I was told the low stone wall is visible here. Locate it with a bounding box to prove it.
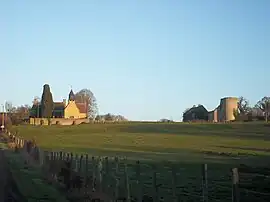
[29,118,89,126]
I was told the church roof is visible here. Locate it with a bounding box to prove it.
[75,103,87,113]
[69,90,75,101]
[54,102,65,110]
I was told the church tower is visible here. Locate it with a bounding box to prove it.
[68,89,75,103]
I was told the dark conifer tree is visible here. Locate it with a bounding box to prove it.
[40,84,54,118]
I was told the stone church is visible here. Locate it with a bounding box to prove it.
[30,89,87,119]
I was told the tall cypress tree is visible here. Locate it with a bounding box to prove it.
[40,84,54,118]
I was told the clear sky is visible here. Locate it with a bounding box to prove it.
[0,0,269,121]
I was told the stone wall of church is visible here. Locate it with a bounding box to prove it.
[29,118,89,125]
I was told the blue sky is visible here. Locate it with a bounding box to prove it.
[0,0,269,121]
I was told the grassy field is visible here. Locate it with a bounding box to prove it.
[11,122,270,201]
[12,122,270,162]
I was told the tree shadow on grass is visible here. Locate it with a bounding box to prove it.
[217,145,270,153]
[117,124,270,141]
[44,145,270,167]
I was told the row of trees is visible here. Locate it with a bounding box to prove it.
[234,96,270,122]
[4,103,31,125]
[95,113,128,122]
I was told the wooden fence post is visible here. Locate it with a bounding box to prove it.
[92,156,96,191]
[84,154,89,194]
[49,152,53,176]
[70,153,74,168]
[136,160,142,202]
[53,152,57,176]
[70,153,74,187]
[20,139,24,148]
[75,154,79,172]
[55,152,58,161]
[63,152,66,161]
[85,154,88,177]
[202,164,208,202]
[104,157,109,194]
[124,160,131,202]
[114,157,119,200]
[60,151,63,161]
[14,137,17,146]
[232,168,240,202]
[79,155,83,173]
[50,152,53,161]
[171,164,177,202]
[98,158,103,192]
[152,165,158,202]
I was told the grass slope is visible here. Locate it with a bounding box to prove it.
[11,122,270,162]
[10,122,270,201]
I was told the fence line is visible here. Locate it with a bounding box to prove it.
[4,130,270,202]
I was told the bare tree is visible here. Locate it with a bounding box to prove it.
[5,101,16,113]
[31,96,40,118]
[10,105,31,125]
[251,106,263,117]
[33,96,40,105]
[75,89,98,120]
[256,96,270,122]
[238,97,250,114]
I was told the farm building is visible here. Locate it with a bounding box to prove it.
[208,97,238,122]
[183,97,238,123]
[183,105,208,122]
[30,89,87,119]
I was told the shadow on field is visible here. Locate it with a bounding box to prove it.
[46,146,202,161]
[47,145,270,167]
[117,123,270,141]
[217,146,270,153]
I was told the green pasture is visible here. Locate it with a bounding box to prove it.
[9,122,270,201]
[12,122,270,163]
